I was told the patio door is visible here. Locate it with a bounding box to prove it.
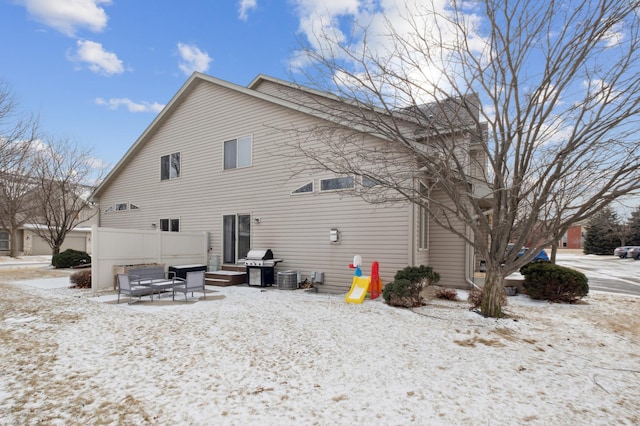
[223,214,251,264]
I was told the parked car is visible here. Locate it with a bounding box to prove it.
[627,247,640,260]
[507,244,549,262]
[614,246,632,258]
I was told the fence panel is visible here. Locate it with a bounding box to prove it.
[91,225,208,293]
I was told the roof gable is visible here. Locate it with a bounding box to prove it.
[91,72,335,200]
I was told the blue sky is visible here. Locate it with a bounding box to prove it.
[0,0,338,167]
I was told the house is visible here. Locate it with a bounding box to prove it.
[0,224,93,256]
[560,222,585,249]
[0,181,96,257]
[90,72,485,293]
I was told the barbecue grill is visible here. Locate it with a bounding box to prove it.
[244,249,283,287]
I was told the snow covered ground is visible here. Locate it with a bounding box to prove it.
[0,259,639,425]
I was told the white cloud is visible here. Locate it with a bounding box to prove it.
[70,40,124,75]
[603,26,624,48]
[238,0,257,21]
[177,42,212,76]
[289,0,483,104]
[17,0,111,37]
[95,97,164,113]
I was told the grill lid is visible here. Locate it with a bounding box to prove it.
[246,248,274,260]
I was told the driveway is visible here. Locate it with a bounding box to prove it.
[555,252,640,296]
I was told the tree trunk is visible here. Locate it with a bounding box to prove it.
[481,264,505,318]
[550,240,559,264]
[9,226,19,258]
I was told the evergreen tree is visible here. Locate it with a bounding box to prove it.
[627,206,640,245]
[584,207,622,254]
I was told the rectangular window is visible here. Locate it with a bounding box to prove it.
[320,176,355,191]
[418,182,429,250]
[161,152,180,180]
[0,231,9,250]
[116,203,128,211]
[160,218,180,232]
[224,135,252,169]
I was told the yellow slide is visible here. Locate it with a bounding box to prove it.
[345,276,371,304]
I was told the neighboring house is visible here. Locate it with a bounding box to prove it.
[90,72,487,293]
[560,222,586,249]
[0,224,94,256]
[0,185,97,257]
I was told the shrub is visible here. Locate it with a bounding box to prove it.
[70,269,91,289]
[435,287,459,301]
[52,249,91,269]
[382,265,440,308]
[467,286,507,310]
[520,261,588,303]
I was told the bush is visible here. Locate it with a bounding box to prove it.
[70,269,91,289]
[52,249,91,269]
[382,265,440,308]
[435,287,458,301]
[520,261,588,303]
[467,286,507,310]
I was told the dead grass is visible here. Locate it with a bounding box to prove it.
[0,267,72,282]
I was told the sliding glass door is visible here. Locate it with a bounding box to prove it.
[223,214,251,264]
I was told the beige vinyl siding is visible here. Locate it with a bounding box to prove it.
[98,79,413,293]
[427,191,470,288]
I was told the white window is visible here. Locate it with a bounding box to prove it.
[320,176,355,191]
[292,181,313,194]
[129,203,140,210]
[224,135,252,169]
[104,205,114,213]
[362,176,380,188]
[161,152,180,180]
[0,231,9,250]
[160,218,180,232]
[116,203,128,211]
[418,182,429,250]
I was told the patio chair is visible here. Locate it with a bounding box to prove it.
[117,273,154,304]
[172,270,206,301]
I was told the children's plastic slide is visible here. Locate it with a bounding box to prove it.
[345,276,371,304]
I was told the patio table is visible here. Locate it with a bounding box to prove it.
[134,278,177,300]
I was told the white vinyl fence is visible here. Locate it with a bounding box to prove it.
[91,225,209,293]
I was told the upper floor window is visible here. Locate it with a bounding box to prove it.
[292,182,313,194]
[224,135,252,170]
[161,152,180,180]
[320,176,355,191]
[362,176,380,188]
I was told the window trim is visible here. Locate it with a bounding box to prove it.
[0,230,9,250]
[291,181,314,195]
[159,218,180,232]
[160,152,181,181]
[320,176,355,192]
[223,135,253,170]
[418,182,429,250]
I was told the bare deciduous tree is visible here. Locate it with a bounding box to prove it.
[31,137,103,256]
[0,80,39,257]
[286,0,640,317]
